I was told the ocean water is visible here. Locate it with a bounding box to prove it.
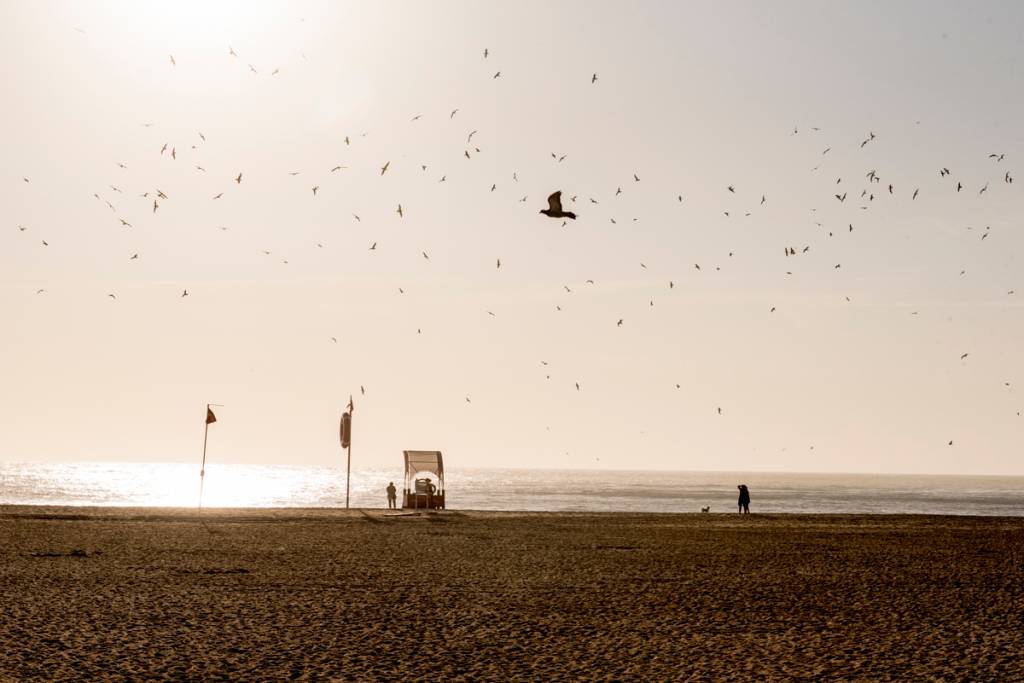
[0,462,1021,515]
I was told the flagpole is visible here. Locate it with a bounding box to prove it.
[199,403,222,511]
[199,413,210,510]
[346,395,353,509]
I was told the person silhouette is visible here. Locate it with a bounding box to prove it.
[737,484,750,514]
[386,482,397,509]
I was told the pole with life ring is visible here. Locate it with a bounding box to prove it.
[340,396,353,508]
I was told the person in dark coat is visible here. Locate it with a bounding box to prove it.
[386,482,397,509]
[737,484,750,514]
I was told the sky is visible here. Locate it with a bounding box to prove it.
[2,0,1023,475]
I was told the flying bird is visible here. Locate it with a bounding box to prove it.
[169,54,176,66]
[591,73,597,83]
[397,204,403,217]
[312,186,319,196]
[181,289,188,297]
[540,191,577,220]
[369,242,376,250]
[235,173,242,184]
[380,161,390,175]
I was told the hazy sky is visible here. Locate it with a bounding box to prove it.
[3,1,1023,474]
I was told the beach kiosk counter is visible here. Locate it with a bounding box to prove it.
[403,450,445,510]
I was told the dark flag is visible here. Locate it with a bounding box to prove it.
[206,407,217,424]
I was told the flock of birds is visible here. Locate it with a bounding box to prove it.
[12,39,1022,458]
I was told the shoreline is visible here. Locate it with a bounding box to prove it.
[3,505,1023,520]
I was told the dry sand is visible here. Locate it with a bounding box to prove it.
[1,508,1022,681]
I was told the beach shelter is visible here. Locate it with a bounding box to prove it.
[403,450,445,509]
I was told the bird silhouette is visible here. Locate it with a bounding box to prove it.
[235,173,242,184]
[397,204,403,217]
[540,191,576,219]
[181,290,188,297]
[380,161,390,175]
[591,73,597,83]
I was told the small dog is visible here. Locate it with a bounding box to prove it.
[700,506,710,513]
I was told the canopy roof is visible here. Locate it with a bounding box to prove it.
[404,450,444,480]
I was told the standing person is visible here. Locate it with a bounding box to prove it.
[386,481,397,509]
[737,484,750,514]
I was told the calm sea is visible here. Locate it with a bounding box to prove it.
[0,463,1021,515]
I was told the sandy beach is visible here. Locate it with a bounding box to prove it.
[1,508,1021,681]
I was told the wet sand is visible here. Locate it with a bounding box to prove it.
[1,508,1021,681]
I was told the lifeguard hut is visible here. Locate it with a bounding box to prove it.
[402,450,445,510]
